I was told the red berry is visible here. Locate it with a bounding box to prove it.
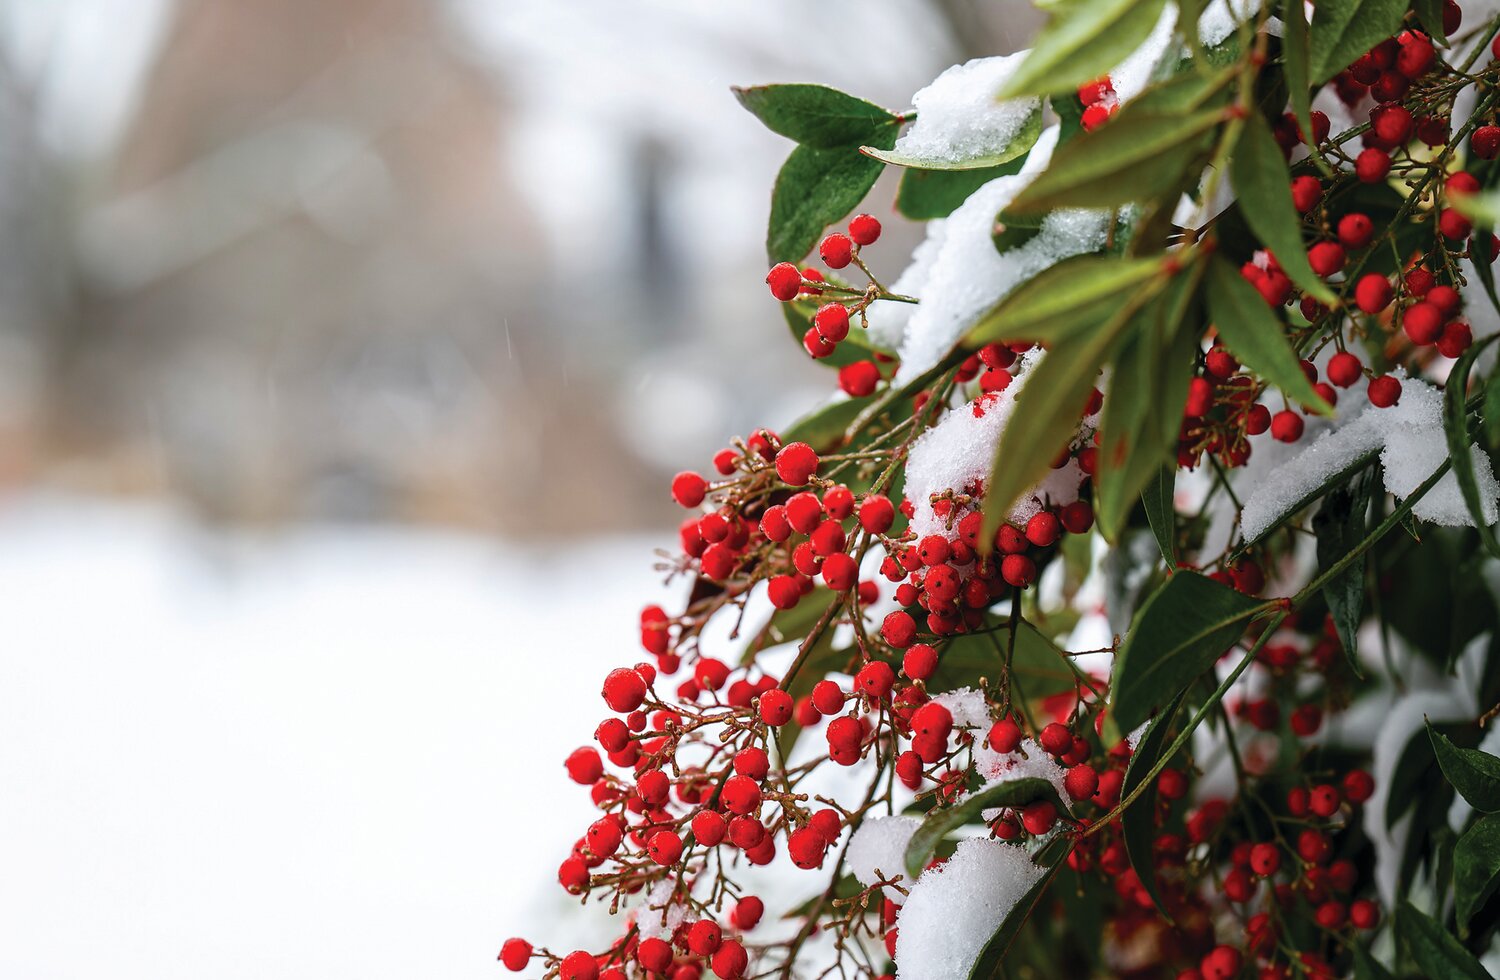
[1371,104,1413,143]
[775,442,819,486]
[1249,842,1281,877]
[1040,722,1072,756]
[1403,300,1443,344]
[1270,410,1304,443]
[854,660,896,700]
[1025,511,1061,547]
[721,774,762,815]
[1064,764,1099,801]
[1309,783,1341,817]
[1354,147,1391,182]
[1440,207,1473,240]
[1354,273,1393,313]
[766,262,801,301]
[1201,946,1242,980]
[814,303,850,342]
[560,951,598,980]
[693,809,727,846]
[1186,376,1214,416]
[839,360,880,397]
[648,829,684,865]
[811,680,845,715]
[989,718,1023,753]
[1081,103,1112,131]
[1060,501,1094,534]
[859,494,895,534]
[903,643,938,680]
[602,668,648,713]
[733,896,764,931]
[1307,241,1345,277]
[881,611,917,649]
[767,574,801,610]
[849,213,882,246]
[1343,768,1375,802]
[1397,33,1435,78]
[787,825,828,869]
[500,939,532,971]
[803,327,836,359]
[1327,351,1363,388]
[1001,553,1036,587]
[1020,799,1058,835]
[1351,899,1380,929]
[711,940,748,980]
[1337,212,1375,249]
[819,233,853,269]
[1475,125,1500,159]
[1246,403,1271,435]
[1291,175,1323,213]
[1368,374,1402,407]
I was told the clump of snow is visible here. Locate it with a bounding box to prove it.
[893,54,1041,165]
[865,230,947,349]
[931,687,992,731]
[902,352,1088,542]
[846,815,922,901]
[892,177,1109,383]
[894,837,1044,980]
[972,736,1070,807]
[1238,377,1500,542]
[634,878,697,939]
[1110,6,1180,103]
[1198,0,1262,48]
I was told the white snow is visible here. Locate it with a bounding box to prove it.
[846,815,923,899]
[893,176,1109,383]
[894,837,1043,980]
[892,54,1041,165]
[902,351,1088,542]
[865,229,946,349]
[930,686,992,730]
[972,737,1071,807]
[634,879,698,940]
[1109,6,1180,104]
[1197,0,1262,48]
[1238,377,1500,542]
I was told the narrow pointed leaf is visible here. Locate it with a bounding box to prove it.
[1456,813,1500,936]
[1121,693,1187,918]
[1206,256,1332,413]
[1281,0,1329,173]
[1430,723,1500,812]
[1310,0,1415,83]
[1396,900,1494,979]
[1228,112,1337,303]
[965,255,1167,348]
[1143,465,1177,568]
[1312,470,1373,674]
[897,159,1026,219]
[768,142,888,262]
[1109,570,1266,733]
[1444,336,1500,558]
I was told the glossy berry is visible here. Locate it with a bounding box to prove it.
[1270,410,1304,443]
[814,303,850,342]
[903,643,938,680]
[839,360,880,397]
[602,668,648,712]
[711,940,748,980]
[1337,212,1374,248]
[881,611,917,649]
[1368,374,1401,407]
[671,471,707,508]
[766,262,801,301]
[775,442,819,486]
[559,951,598,980]
[500,939,532,971]
[1249,842,1281,877]
[1354,147,1391,182]
[1307,241,1345,277]
[819,233,853,269]
[1403,301,1443,344]
[1327,351,1362,388]
[1475,125,1500,159]
[1353,273,1393,313]
[849,213,882,246]
[1290,175,1322,213]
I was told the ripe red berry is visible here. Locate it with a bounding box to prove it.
[1200,946,1241,980]
[1327,351,1363,388]
[602,667,648,712]
[1001,553,1036,587]
[1403,300,1444,344]
[819,233,853,269]
[1354,147,1391,183]
[1475,125,1500,159]
[1337,212,1375,249]
[1025,511,1061,547]
[688,919,723,956]
[1354,273,1393,313]
[1157,768,1188,800]
[1080,103,1112,131]
[775,442,819,486]
[1397,32,1435,78]
[693,809,727,846]
[1204,347,1239,380]
[711,940,748,980]
[803,327,836,359]
[858,494,895,534]
[732,896,764,931]
[988,718,1023,753]
[1249,842,1281,877]
[811,680,845,715]
[766,262,801,301]
[1351,898,1380,929]
[1040,722,1072,756]
[1307,241,1345,277]
[500,939,532,971]
[814,303,850,342]
[787,825,828,869]
[671,471,707,508]
[560,950,598,980]
[648,829,683,865]
[1368,374,1402,407]
[1440,207,1474,240]
[1185,376,1214,416]
[902,643,938,680]
[721,774,763,815]
[1020,799,1058,835]
[849,213,882,246]
[1064,764,1099,801]
[839,360,880,397]
[854,660,896,700]
[881,610,917,648]
[1309,783,1342,817]
[1291,175,1323,213]
[1270,410,1304,443]
[1060,501,1093,534]
[1343,769,1375,802]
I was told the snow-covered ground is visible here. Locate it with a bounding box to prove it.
[0,496,660,979]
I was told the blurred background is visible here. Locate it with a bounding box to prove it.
[0,1,1036,977]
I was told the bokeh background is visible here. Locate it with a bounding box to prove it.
[0,2,1037,977]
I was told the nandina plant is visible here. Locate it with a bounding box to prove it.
[502,0,1500,977]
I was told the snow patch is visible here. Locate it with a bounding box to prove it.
[931,687,993,731]
[893,54,1041,165]
[972,737,1070,806]
[846,815,922,901]
[894,837,1044,980]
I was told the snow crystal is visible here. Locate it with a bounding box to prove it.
[892,178,1109,383]
[846,815,922,900]
[1238,377,1500,542]
[972,737,1070,806]
[634,878,696,939]
[892,54,1041,166]
[894,837,1043,980]
[902,351,1088,541]
[865,228,947,349]
[930,687,992,731]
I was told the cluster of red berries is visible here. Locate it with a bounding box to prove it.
[1077,76,1118,132]
[766,214,888,367]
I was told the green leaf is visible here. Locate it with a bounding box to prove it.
[1312,470,1373,674]
[768,143,888,262]
[1143,465,1177,569]
[998,0,1170,99]
[1281,0,1329,174]
[1310,0,1416,82]
[782,395,878,453]
[964,844,1072,980]
[904,777,1071,878]
[863,105,1042,170]
[928,618,1077,698]
[1353,946,1397,980]
[1094,261,1202,541]
[1444,336,1500,558]
[1412,0,1450,42]
[979,299,1137,543]
[1228,112,1337,304]
[1430,723,1500,812]
[1052,92,1086,147]
[965,255,1168,348]
[1109,570,1266,734]
[1121,692,1187,918]
[1205,255,1332,413]
[1007,109,1224,214]
[1239,447,1381,550]
[897,160,1026,219]
[732,84,899,148]
[1456,813,1500,936]
[1396,900,1494,980]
